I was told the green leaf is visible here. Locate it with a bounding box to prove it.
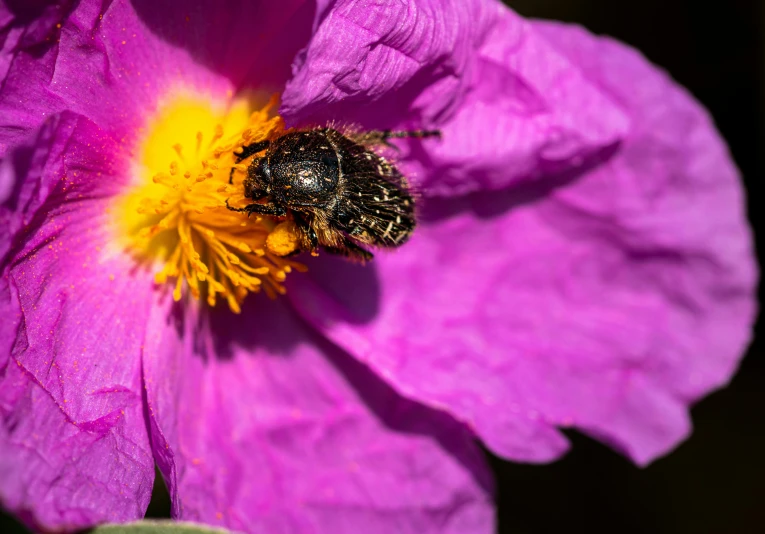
[91,520,231,534]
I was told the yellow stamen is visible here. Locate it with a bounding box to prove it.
[113,90,306,312]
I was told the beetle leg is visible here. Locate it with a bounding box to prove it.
[352,129,441,150]
[379,129,442,141]
[225,198,286,217]
[245,203,287,218]
[229,139,271,184]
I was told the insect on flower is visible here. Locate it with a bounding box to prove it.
[226,127,441,261]
[0,0,757,531]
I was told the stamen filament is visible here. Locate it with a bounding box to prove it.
[115,93,303,312]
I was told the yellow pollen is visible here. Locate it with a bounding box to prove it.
[267,220,302,257]
[114,91,306,312]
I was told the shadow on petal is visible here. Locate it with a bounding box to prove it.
[192,294,311,360]
[159,250,382,362]
[197,258,379,360]
[290,60,460,129]
[2,0,74,43]
[292,253,382,324]
[419,141,621,223]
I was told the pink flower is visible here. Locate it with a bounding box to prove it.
[0,0,757,532]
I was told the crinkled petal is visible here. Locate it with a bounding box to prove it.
[0,115,59,261]
[0,0,313,156]
[281,0,629,196]
[0,113,156,530]
[288,22,758,465]
[129,0,314,92]
[142,298,494,533]
[0,1,74,81]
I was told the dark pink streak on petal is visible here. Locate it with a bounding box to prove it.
[1,115,64,262]
[0,113,156,530]
[1,112,74,374]
[281,0,628,196]
[289,23,757,465]
[142,298,494,533]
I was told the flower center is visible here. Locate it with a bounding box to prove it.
[114,91,304,313]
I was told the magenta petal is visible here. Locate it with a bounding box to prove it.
[130,0,314,92]
[0,114,155,530]
[142,299,494,533]
[0,0,312,159]
[289,23,757,465]
[281,0,629,196]
[0,0,228,155]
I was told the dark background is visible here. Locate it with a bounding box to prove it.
[2,1,762,533]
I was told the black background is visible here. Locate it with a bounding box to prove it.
[1,1,762,533]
